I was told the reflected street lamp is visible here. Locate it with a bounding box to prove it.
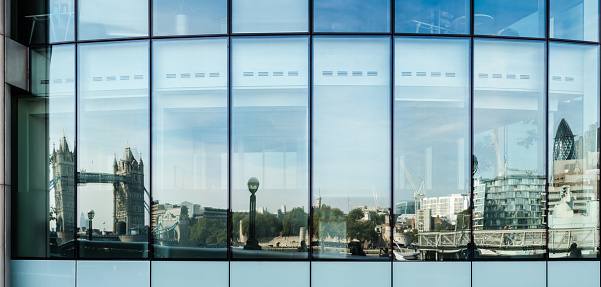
[87,210,95,241]
[244,177,261,250]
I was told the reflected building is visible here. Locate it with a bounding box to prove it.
[113,145,146,237]
[52,135,75,244]
[473,175,546,230]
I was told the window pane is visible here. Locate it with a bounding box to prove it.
[313,36,391,259]
[314,0,390,32]
[395,0,469,34]
[152,38,228,259]
[230,262,309,287]
[78,0,148,40]
[231,37,309,259]
[11,260,75,287]
[474,0,545,38]
[473,39,546,259]
[78,41,149,258]
[550,0,599,41]
[76,261,150,287]
[12,45,75,258]
[472,262,546,287]
[393,37,470,261]
[152,262,228,286]
[153,0,227,36]
[548,43,599,259]
[232,0,308,33]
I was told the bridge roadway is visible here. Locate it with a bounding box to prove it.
[416,228,598,251]
[74,172,150,211]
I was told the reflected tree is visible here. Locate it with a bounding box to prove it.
[282,207,308,236]
[312,205,345,239]
[189,218,227,247]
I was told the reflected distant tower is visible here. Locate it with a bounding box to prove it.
[113,145,145,235]
[52,135,75,243]
[553,118,577,161]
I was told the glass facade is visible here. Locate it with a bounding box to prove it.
[3,0,600,286]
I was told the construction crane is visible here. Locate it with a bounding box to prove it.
[398,158,425,216]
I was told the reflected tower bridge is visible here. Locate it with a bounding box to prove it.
[52,143,148,238]
[77,171,150,213]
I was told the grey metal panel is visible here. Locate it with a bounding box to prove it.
[5,39,27,91]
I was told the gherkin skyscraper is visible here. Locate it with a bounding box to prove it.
[553,118,577,161]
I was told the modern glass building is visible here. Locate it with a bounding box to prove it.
[1,0,599,286]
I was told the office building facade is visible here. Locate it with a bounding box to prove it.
[1,0,600,287]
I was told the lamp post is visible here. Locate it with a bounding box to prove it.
[87,210,95,241]
[244,177,261,250]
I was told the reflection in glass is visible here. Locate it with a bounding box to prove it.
[152,38,228,258]
[11,260,76,287]
[313,36,391,259]
[153,0,227,36]
[474,0,545,38]
[550,0,599,41]
[395,0,469,34]
[314,0,390,32]
[78,41,149,258]
[233,0,308,33]
[548,43,599,259]
[473,39,546,259]
[393,37,470,261]
[12,45,75,258]
[231,37,309,259]
[78,0,148,40]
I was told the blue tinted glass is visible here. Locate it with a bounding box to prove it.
[314,0,390,32]
[548,43,599,259]
[78,0,148,40]
[473,39,547,259]
[548,262,601,287]
[474,0,545,38]
[550,0,599,41]
[77,261,150,287]
[394,37,470,261]
[312,36,391,259]
[153,0,227,36]
[152,38,228,258]
[312,262,391,287]
[14,45,75,259]
[472,262,545,287]
[231,37,309,259]
[393,262,470,286]
[231,262,309,287]
[395,0,469,34]
[78,41,149,259]
[152,262,228,286]
[233,0,308,33]
[11,260,75,287]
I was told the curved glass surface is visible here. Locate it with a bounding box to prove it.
[314,0,390,32]
[153,0,227,36]
[312,36,391,259]
[152,38,228,258]
[232,0,308,33]
[393,37,470,261]
[395,0,469,34]
[550,0,599,41]
[548,43,599,259]
[473,39,546,259]
[77,41,150,258]
[78,0,149,40]
[231,37,309,259]
[12,44,75,258]
[474,0,545,38]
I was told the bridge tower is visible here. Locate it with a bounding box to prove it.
[52,135,75,243]
[113,145,145,235]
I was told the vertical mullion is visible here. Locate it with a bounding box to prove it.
[544,0,551,261]
[308,32,314,287]
[73,0,80,261]
[469,0,475,265]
